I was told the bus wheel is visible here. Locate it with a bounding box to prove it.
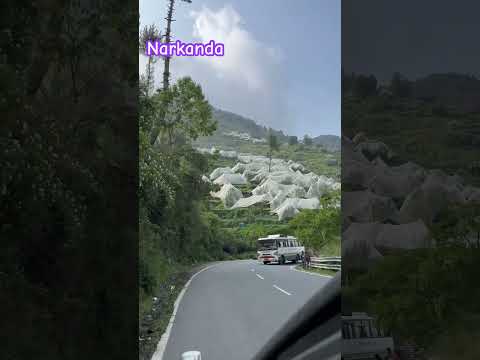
[280,256,285,265]
[292,254,300,263]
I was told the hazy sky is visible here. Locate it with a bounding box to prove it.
[139,0,340,137]
[343,0,480,83]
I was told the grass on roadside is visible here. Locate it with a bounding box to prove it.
[314,236,340,257]
[139,261,201,360]
[294,264,338,277]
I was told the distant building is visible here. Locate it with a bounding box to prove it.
[223,130,266,143]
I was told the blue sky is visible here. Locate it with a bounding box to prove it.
[140,0,340,137]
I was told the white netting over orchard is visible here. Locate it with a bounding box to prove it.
[341,133,480,270]
[198,147,340,220]
[210,184,243,208]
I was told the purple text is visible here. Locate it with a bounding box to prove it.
[145,40,225,57]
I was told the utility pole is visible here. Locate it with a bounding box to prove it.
[162,0,192,91]
[163,0,174,91]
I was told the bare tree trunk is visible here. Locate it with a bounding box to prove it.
[145,56,154,97]
[163,0,175,91]
[168,126,174,147]
[268,151,272,172]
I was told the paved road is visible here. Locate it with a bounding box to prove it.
[162,260,332,360]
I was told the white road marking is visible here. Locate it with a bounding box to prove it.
[273,284,292,296]
[250,269,255,272]
[151,263,217,360]
[256,274,264,280]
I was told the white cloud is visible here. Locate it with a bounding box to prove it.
[140,5,291,133]
[189,5,273,92]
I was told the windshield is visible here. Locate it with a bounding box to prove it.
[257,239,277,250]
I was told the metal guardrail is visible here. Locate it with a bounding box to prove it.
[308,256,341,271]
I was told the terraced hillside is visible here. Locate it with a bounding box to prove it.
[194,107,341,179]
[197,145,340,257]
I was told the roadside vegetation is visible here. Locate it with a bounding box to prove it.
[1,3,137,358]
[139,73,244,358]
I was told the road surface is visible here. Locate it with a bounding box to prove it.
[161,259,332,360]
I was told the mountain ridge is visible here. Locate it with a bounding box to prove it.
[210,107,340,152]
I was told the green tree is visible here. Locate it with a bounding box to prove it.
[268,132,280,172]
[139,24,162,97]
[342,70,355,95]
[303,134,313,146]
[433,203,480,248]
[1,1,139,357]
[289,195,340,254]
[152,77,216,146]
[344,247,480,348]
[390,72,412,98]
[352,74,378,98]
[344,204,480,353]
[138,72,226,299]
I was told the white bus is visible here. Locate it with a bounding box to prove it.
[257,234,305,265]
[342,312,394,360]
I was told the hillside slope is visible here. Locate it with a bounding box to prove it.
[212,108,287,141]
[195,107,340,155]
[312,135,341,152]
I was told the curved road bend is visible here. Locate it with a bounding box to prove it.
[161,259,332,360]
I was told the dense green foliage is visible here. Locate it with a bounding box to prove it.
[1,1,138,358]
[288,135,299,145]
[390,72,413,98]
[345,245,480,348]
[140,76,211,294]
[303,134,313,145]
[432,203,480,247]
[267,133,280,172]
[289,193,341,256]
